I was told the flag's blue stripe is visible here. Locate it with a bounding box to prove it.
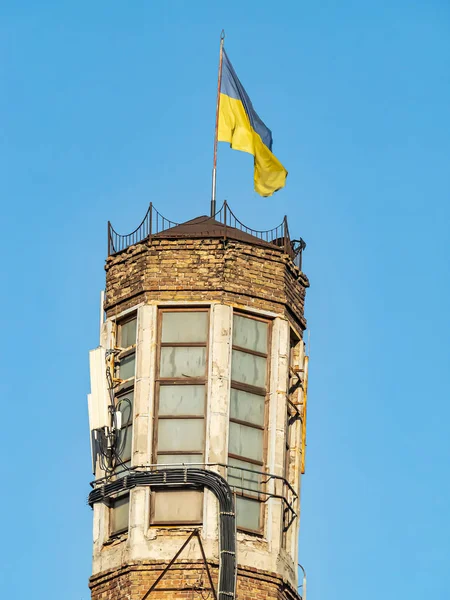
[221,49,273,152]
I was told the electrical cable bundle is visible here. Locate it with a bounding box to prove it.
[88,468,237,600]
[94,352,133,476]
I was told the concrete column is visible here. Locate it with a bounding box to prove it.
[266,317,290,570]
[129,487,151,559]
[288,339,305,570]
[204,302,233,545]
[133,305,157,467]
[129,306,156,556]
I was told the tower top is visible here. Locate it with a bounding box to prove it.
[107,201,306,270]
[89,199,310,600]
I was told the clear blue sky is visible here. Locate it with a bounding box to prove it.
[2,2,449,599]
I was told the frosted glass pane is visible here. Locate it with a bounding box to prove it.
[230,388,264,426]
[228,457,262,496]
[119,318,136,348]
[231,350,267,388]
[160,347,206,378]
[153,490,202,523]
[236,496,261,531]
[158,418,204,452]
[229,422,263,463]
[118,425,132,462]
[233,315,268,354]
[157,454,202,466]
[118,353,135,380]
[159,385,205,416]
[162,312,208,343]
[116,390,133,425]
[111,494,129,534]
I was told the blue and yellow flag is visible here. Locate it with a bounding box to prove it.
[218,49,287,197]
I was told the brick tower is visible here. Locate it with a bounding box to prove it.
[87,202,309,600]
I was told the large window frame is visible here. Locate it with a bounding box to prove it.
[109,492,130,537]
[228,311,271,535]
[151,306,210,525]
[108,312,137,538]
[113,313,137,472]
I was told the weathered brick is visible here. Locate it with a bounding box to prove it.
[105,238,309,333]
[90,560,301,600]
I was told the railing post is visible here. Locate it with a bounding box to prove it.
[283,216,288,256]
[223,200,227,245]
[149,202,153,245]
[107,220,111,256]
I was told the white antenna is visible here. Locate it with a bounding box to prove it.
[88,347,110,431]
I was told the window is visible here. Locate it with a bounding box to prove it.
[110,493,130,536]
[151,490,203,523]
[115,315,137,382]
[113,314,137,474]
[228,313,270,533]
[152,308,209,524]
[115,388,133,470]
[108,314,137,537]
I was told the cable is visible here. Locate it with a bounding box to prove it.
[88,468,237,600]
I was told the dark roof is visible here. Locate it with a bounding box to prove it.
[153,216,282,250]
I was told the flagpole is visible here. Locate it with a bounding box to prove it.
[210,30,225,217]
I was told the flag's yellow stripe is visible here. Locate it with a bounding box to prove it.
[218,93,287,197]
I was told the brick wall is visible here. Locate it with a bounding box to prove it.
[90,560,302,600]
[104,238,309,333]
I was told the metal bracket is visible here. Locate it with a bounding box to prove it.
[141,529,217,600]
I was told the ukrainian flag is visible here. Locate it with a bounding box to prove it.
[218,49,287,197]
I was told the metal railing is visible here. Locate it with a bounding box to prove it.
[108,203,178,255]
[107,201,305,269]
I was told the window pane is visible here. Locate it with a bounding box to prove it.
[161,311,208,343]
[230,388,264,427]
[231,350,267,388]
[157,454,202,466]
[229,422,263,463]
[117,425,132,462]
[157,419,204,452]
[159,385,205,416]
[116,390,134,425]
[236,496,261,531]
[111,494,129,535]
[160,347,206,378]
[119,318,137,348]
[118,353,135,380]
[233,315,268,354]
[228,457,262,496]
[153,490,202,523]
